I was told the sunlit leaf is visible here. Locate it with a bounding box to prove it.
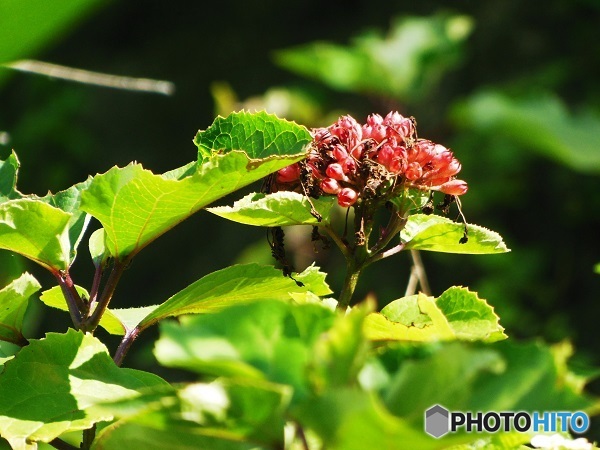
[0,329,168,450]
[194,110,311,162]
[138,264,331,331]
[401,214,509,254]
[81,112,310,260]
[0,272,40,345]
[364,287,506,343]
[0,199,71,271]
[208,191,335,227]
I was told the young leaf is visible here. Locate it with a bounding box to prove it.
[138,263,331,332]
[0,272,40,345]
[194,110,311,162]
[401,213,509,254]
[39,285,158,336]
[208,191,335,227]
[363,287,506,343]
[0,199,72,270]
[0,329,169,450]
[88,227,107,267]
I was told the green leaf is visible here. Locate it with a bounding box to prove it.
[88,228,107,267]
[363,287,506,343]
[0,329,168,450]
[594,263,600,275]
[0,153,91,270]
[91,379,291,449]
[39,285,158,336]
[274,14,472,101]
[401,213,509,254]
[310,305,371,392]
[40,178,92,265]
[380,340,598,426]
[0,273,40,345]
[194,110,311,162]
[208,191,335,227]
[138,263,331,332]
[154,300,336,402]
[0,199,72,270]
[453,91,600,173]
[0,151,19,202]
[293,388,450,450]
[81,142,308,260]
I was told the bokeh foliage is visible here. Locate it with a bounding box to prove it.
[1,0,600,446]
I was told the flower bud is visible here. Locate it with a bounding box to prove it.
[276,164,300,183]
[341,157,357,173]
[405,162,423,181]
[321,178,341,194]
[333,145,348,162]
[439,179,468,195]
[326,163,347,181]
[337,187,358,207]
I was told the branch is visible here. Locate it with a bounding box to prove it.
[49,438,79,450]
[82,260,126,332]
[113,327,140,367]
[321,224,351,259]
[5,60,175,95]
[409,250,431,296]
[53,270,84,329]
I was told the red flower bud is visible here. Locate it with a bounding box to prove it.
[326,163,347,181]
[439,179,468,195]
[321,178,341,194]
[341,157,357,173]
[276,164,301,183]
[333,145,348,162]
[405,162,423,181]
[337,187,358,207]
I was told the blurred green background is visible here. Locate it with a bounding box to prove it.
[1,0,599,397]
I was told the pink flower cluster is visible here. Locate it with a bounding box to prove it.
[275,112,467,207]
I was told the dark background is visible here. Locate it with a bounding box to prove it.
[1,0,599,398]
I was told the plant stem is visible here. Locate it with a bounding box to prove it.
[321,224,350,259]
[82,426,96,450]
[82,260,126,332]
[409,249,431,296]
[53,270,83,330]
[336,259,362,311]
[295,422,310,450]
[49,438,79,450]
[113,327,140,366]
[88,263,104,311]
